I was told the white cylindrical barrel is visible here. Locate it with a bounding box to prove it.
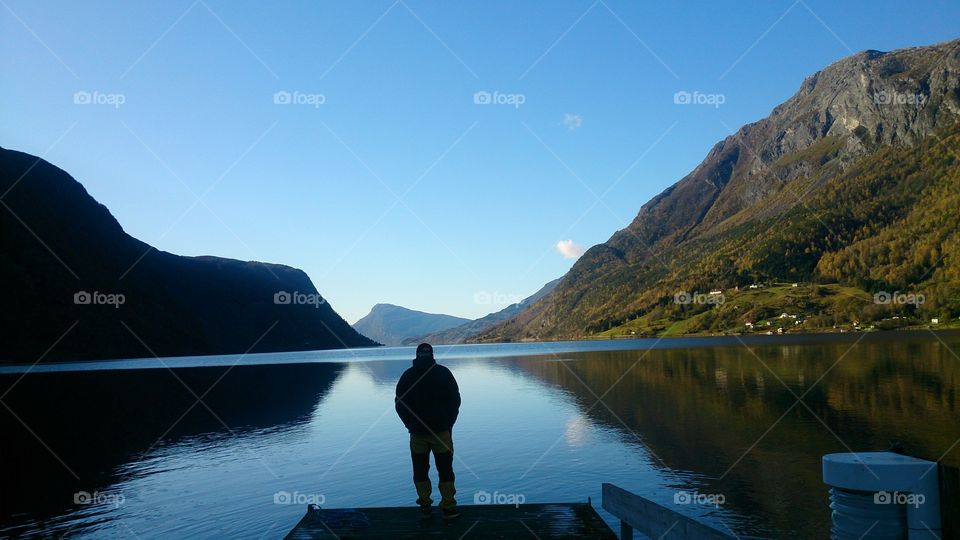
[822,452,941,540]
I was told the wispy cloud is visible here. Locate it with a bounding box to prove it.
[562,113,582,131]
[555,239,585,259]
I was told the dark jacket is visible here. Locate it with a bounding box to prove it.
[395,356,460,435]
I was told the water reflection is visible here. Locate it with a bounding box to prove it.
[499,336,960,537]
[0,363,344,536]
[1,334,958,539]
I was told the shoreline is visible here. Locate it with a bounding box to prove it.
[3,328,959,374]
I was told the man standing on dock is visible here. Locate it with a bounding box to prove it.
[395,343,461,519]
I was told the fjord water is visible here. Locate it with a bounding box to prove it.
[2,333,959,539]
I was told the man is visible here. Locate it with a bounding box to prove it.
[395,343,461,519]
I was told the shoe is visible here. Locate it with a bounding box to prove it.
[442,507,461,520]
[419,505,433,518]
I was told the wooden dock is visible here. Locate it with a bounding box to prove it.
[602,484,736,540]
[284,502,617,539]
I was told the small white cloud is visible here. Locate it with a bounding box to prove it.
[555,239,585,260]
[562,113,582,131]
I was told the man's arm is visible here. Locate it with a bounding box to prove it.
[446,369,461,428]
[395,373,414,430]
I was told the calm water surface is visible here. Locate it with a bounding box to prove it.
[2,332,959,538]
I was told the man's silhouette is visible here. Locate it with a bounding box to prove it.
[395,343,461,519]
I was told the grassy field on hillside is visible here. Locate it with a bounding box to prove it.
[597,283,956,338]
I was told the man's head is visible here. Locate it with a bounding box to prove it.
[415,343,434,361]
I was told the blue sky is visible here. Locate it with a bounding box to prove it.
[2,1,958,322]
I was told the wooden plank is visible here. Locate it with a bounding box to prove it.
[602,483,736,540]
[285,502,617,539]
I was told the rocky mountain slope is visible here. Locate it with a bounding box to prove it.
[478,38,960,341]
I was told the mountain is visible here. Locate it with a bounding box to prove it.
[352,304,470,346]
[0,147,377,363]
[478,38,960,341]
[407,278,560,345]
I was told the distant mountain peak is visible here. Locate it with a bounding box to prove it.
[406,278,561,345]
[353,304,470,346]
